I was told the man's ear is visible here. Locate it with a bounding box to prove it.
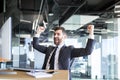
[64,34,67,39]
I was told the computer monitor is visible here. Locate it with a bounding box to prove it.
[0,17,17,75]
[0,17,12,62]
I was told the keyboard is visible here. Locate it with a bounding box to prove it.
[12,67,43,72]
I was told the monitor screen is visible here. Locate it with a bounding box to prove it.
[0,17,12,62]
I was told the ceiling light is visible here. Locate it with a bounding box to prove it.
[115,5,120,8]
[20,19,31,23]
[48,13,54,16]
[105,20,114,23]
[15,34,31,38]
[117,14,120,16]
[114,10,120,13]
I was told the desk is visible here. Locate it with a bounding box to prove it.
[0,70,69,80]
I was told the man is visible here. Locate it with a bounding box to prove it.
[33,25,95,70]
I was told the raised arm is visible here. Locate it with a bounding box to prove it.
[71,25,95,58]
[33,26,47,53]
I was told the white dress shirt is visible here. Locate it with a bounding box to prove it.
[54,43,64,70]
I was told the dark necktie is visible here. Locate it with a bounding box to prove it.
[49,47,58,69]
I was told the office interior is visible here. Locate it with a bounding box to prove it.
[0,0,120,80]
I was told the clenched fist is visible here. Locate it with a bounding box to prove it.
[36,26,45,34]
[87,25,94,35]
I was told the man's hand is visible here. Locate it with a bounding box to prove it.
[87,25,94,35]
[36,26,45,34]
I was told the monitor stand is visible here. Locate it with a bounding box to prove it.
[0,71,17,74]
[0,62,17,75]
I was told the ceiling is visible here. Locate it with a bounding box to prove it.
[0,0,120,37]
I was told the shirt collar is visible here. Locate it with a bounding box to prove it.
[56,42,64,49]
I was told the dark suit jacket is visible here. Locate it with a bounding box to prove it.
[33,37,95,70]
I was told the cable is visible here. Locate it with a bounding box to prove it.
[37,0,44,22]
[32,0,44,32]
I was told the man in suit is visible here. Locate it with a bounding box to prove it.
[33,24,95,70]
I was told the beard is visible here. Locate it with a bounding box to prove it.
[54,38,62,45]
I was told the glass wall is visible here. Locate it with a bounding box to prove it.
[63,14,119,80]
[12,33,35,69]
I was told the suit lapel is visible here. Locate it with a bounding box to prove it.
[57,45,65,69]
[59,45,66,61]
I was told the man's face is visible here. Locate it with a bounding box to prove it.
[53,29,66,45]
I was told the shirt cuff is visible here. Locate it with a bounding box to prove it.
[88,34,94,39]
[34,34,40,37]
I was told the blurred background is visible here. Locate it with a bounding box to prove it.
[0,0,120,80]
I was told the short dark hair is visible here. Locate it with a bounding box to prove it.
[53,26,66,34]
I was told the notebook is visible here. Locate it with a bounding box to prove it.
[26,71,53,78]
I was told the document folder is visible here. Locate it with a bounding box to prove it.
[26,71,53,78]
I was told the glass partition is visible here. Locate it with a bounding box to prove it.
[63,11,119,80]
